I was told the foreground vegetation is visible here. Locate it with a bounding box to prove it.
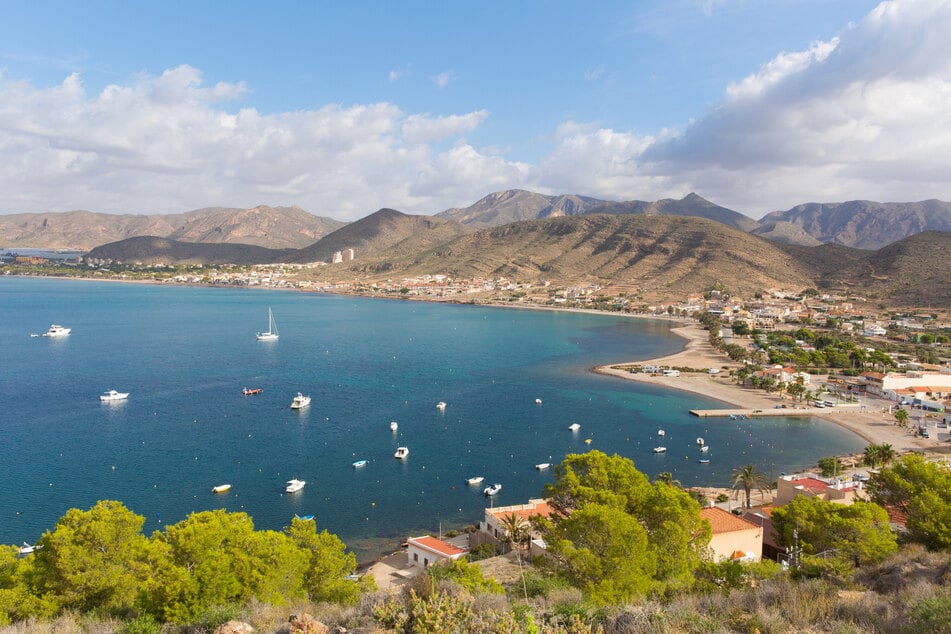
[3,451,951,632]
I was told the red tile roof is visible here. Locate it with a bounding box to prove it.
[487,500,555,521]
[408,536,467,557]
[700,507,761,534]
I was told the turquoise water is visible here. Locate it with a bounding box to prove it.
[0,277,864,560]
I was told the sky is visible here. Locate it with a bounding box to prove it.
[0,0,948,221]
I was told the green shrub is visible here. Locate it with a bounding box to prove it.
[123,614,162,634]
[906,595,951,632]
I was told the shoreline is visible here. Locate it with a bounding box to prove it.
[594,321,942,454]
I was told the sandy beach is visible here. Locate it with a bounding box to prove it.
[594,321,946,455]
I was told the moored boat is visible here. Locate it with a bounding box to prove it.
[698,458,711,464]
[466,476,484,485]
[352,459,368,468]
[291,392,311,409]
[653,446,667,453]
[295,514,315,521]
[436,401,446,411]
[394,446,409,459]
[99,390,129,402]
[700,445,709,452]
[242,387,262,395]
[42,324,70,338]
[483,483,502,496]
[286,479,306,493]
[535,398,542,404]
[568,423,581,432]
[256,307,279,341]
[212,484,232,493]
[535,463,551,470]
[696,437,705,445]
[390,421,398,431]
[657,429,665,436]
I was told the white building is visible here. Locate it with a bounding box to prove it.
[406,536,468,568]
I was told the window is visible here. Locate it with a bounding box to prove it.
[413,553,418,562]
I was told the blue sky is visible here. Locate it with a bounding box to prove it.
[0,0,947,220]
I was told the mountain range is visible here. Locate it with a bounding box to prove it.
[7,190,951,307]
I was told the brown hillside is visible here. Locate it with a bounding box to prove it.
[347,214,816,298]
[85,236,291,265]
[0,206,343,250]
[286,208,471,264]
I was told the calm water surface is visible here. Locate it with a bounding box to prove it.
[0,277,864,559]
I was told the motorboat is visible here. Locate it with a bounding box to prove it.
[653,446,667,453]
[256,307,279,341]
[436,401,447,410]
[696,437,705,445]
[286,479,306,493]
[290,393,311,409]
[483,483,502,496]
[466,476,484,485]
[657,429,665,436]
[698,458,711,464]
[390,421,398,431]
[212,484,232,493]
[568,423,581,432]
[584,438,592,444]
[535,398,542,405]
[295,514,315,521]
[700,445,709,452]
[18,542,38,556]
[42,324,70,338]
[99,390,129,402]
[535,463,551,470]
[394,446,409,459]
[352,460,368,468]
[242,387,262,395]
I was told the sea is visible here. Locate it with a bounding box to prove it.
[0,277,865,560]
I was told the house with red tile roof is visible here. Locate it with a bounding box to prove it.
[406,536,468,569]
[700,507,763,562]
[773,473,864,506]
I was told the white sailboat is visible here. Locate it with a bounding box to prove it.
[256,307,279,341]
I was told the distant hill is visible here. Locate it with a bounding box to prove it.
[346,214,817,297]
[285,208,471,264]
[437,190,758,232]
[758,199,951,249]
[0,205,344,251]
[85,236,293,265]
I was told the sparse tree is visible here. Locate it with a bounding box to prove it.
[731,464,771,509]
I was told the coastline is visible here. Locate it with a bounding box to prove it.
[594,321,942,454]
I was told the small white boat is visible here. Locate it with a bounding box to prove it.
[394,446,409,459]
[483,483,502,496]
[256,307,279,341]
[286,479,306,493]
[696,437,705,445]
[352,460,368,468]
[18,542,37,556]
[653,446,667,453]
[535,398,542,405]
[42,324,71,338]
[699,458,711,464]
[657,429,665,436]
[295,514,315,521]
[390,421,398,431]
[466,476,484,485]
[700,445,709,453]
[568,423,581,432]
[212,484,232,493]
[436,401,447,410]
[291,393,311,409]
[99,390,129,402]
[535,463,551,470]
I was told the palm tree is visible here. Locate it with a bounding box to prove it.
[731,464,772,509]
[499,512,530,600]
[894,409,909,427]
[877,443,896,467]
[654,471,682,488]
[863,444,880,468]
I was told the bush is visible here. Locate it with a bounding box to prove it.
[122,614,162,634]
[906,595,951,631]
[467,543,499,561]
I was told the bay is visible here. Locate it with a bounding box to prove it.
[0,277,864,560]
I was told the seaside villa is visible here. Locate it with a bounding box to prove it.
[700,506,763,563]
[773,473,864,507]
[406,536,468,569]
[476,498,556,557]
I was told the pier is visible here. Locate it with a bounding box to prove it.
[690,407,818,418]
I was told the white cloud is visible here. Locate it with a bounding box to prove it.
[558,0,951,214]
[2,1,950,222]
[0,65,524,218]
[431,71,453,89]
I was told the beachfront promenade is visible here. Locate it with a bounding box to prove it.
[689,405,863,418]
